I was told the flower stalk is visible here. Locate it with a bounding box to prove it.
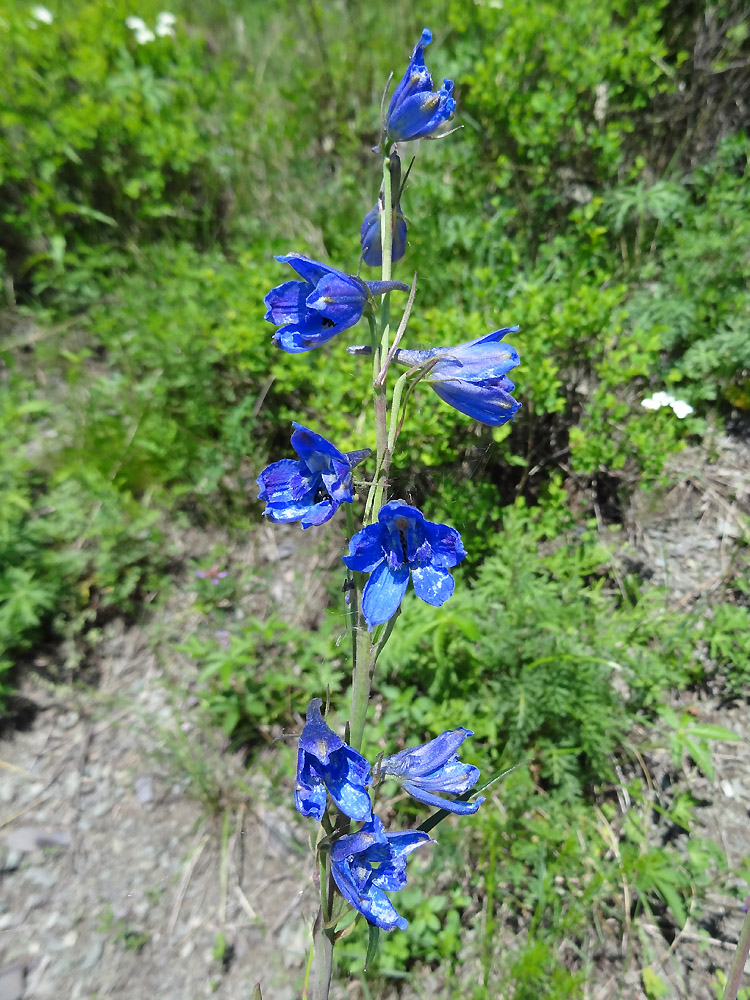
[254,27,521,998]
[722,907,750,1000]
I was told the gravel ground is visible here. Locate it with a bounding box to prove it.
[1,433,749,1000]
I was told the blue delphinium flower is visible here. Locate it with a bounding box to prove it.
[385,29,456,144]
[343,500,466,628]
[295,698,372,822]
[257,423,370,529]
[347,328,521,426]
[264,253,408,354]
[380,728,485,815]
[330,814,432,931]
[360,198,407,267]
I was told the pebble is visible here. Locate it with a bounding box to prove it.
[24,867,59,890]
[135,776,154,806]
[0,962,25,1000]
[58,711,79,730]
[0,780,18,804]
[80,939,102,972]
[1,850,23,873]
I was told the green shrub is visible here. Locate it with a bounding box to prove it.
[0,376,166,708]
[0,0,252,288]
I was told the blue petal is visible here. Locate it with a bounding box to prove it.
[264,280,310,325]
[430,342,520,383]
[298,698,343,765]
[274,253,340,286]
[386,80,456,143]
[331,815,388,860]
[330,857,407,932]
[371,858,408,892]
[322,461,355,504]
[264,499,318,524]
[393,214,408,263]
[410,561,455,606]
[343,523,385,573]
[324,747,372,821]
[360,205,381,266]
[299,499,338,529]
[344,448,371,470]
[361,560,409,628]
[361,204,408,267]
[387,28,433,119]
[456,326,520,351]
[431,378,521,426]
[402,781,485,814]
[378,500,427,566]
[306,272,367,327]
[272,316,341,354]
[295,748,327,821]
[290,423,345,470]
[385,828,433,860]
[423,521,466,570]
[257,458,304,502]
[409,760,480,794]
[382,729,474,778]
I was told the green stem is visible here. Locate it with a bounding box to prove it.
[344,504,359,687]
[350,624,374,753]
[309,850,334,1000]
[349,155,397,750]
[364,312,387,526]
[368,153,394,520]
[387,370,411,458]
[723,906,750,1000]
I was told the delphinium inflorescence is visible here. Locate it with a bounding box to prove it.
[256,27,521,999]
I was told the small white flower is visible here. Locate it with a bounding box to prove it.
[641,391,693,418]
[155,11,176,36]
[31,5,53,22]
[641,391,672,411]
[134,26,155,43]
[125,15,147,30]
[670,399,694,419]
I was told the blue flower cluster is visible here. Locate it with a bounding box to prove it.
[296,699,483,930]
[255,29,521,941]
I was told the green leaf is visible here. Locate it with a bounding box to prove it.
[364,922,379,972]
[686,723,740,742]
[642,967,670,999]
